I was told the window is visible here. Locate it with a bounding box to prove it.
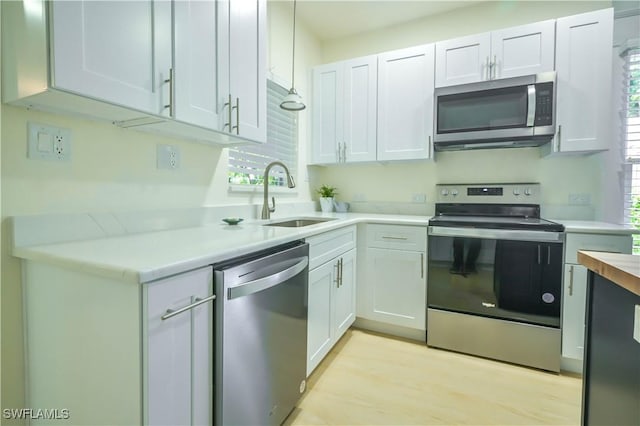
[228,79,298,188]
[622,46,640,253]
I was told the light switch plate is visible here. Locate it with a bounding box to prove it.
[634,305,640,344]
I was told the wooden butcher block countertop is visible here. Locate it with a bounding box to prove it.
[578,250,640,296]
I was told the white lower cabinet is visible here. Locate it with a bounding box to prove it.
[144,266,214,425]
[359,224,427,331]
[22,261,215,425]
[561,232,632,370]
[306,226,357,376]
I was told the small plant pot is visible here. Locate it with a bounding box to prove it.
[319,197,334,213]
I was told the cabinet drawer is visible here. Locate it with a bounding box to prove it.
[565,233,632,264]
[366,224,427,251]
[307,225,356,270]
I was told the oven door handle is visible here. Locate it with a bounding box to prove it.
[428,226,563,242]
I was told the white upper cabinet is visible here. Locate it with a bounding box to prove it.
[2,0,266,145]
[173,0,220,129]
[51,1,171,115]
[218,0,267,143]
[548,8,613,154]
[311,56,377,164]
[312,62,343,164]
[377,44,435,161]
[435,20,555,87]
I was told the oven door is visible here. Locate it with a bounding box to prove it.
[427,226,562,327]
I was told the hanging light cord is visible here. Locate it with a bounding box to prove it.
[291,0,297,89]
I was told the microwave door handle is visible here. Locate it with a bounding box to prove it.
[526,84,536,127]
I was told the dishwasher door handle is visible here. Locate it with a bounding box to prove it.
[227,257,309,300]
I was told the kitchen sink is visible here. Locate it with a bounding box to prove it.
[263,217,337,228]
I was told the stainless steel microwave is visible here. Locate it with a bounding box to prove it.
[433,72,556,151]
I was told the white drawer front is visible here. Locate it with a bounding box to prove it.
[307,225,356,270]
[565,233,632,264]
[366,224,427,251]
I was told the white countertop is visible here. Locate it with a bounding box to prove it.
[13,212,430,284]
[13,209,637,284]
[552,220,640,235]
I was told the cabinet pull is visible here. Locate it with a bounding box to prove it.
[232,97,240,135]
[339,258,344,287]
[569,265,574,296]
[223,94,232,131]
[492,55,497,79]
[336,144,341,163]
[485,56,490,80]
[161,294,216,321]
[342,143,347,163]
[381,236,408,241]
[334,259,340,287]
[547,246,551,265]
[537,245,541,264]
[164,68,174,117]
[428,135,432,155]
[421,252,424,279]
[555,124,562,152]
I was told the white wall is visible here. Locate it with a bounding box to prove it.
[310,1,613,221]
[0,2,321,416]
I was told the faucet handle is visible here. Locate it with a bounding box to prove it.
[269,196,276,213]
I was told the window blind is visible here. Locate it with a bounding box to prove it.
[228,80,298,186]
[622,46,640,253]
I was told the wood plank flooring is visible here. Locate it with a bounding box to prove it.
[285,328,582,425]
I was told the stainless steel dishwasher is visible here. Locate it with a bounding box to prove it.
[213,240,309,426]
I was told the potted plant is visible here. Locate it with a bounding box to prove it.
[316,185,337,212]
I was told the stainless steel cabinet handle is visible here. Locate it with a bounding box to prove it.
[342,143,347,163]
[556,124,562,152]
[537,245,541,264]
[492,54,497,79]
[339,258,344,287]
[224,94,232,131]
[547,246,551,265]
[382,236,408,241]
[228,257,308,299]
[569,265,574,296]
[164,68,174,117]
[485,56,490,80]
[161,294,216,321]
[336,144,341,163]
[421,252,424,279]
[232,97,240,135]
[334,259,340,287]
[428,135,432,155]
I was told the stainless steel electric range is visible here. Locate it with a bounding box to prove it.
[427,183,564,372]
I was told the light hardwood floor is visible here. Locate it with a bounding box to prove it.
[286,329,582,425]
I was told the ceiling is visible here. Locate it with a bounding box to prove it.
[289,0,486,41]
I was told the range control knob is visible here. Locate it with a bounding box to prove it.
[524,188,533,196]
[451,189,459,196]
[441,189,449,196]
[513,188,521,196]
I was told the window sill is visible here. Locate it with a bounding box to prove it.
[228,184,298,195]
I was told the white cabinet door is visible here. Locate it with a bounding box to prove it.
[51,1,171,115]
[334,249,357,339]
[562,264,588,360]
[435,33,490,87]
[491,20,555,80]
[553,8,613,153]
[343,57,378,163]
[225,0,267,142]
[145,266,213,426]
[311,62,343,164]
[377,44,434,161]
[307,260,335,376]
[365,247,426,330]
[174,0,220,129]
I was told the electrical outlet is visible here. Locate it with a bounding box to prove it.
[157,144,180,169]
[27,122,72,162]
[568,193,591,205]
[412,193,427,203]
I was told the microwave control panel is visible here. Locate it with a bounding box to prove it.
[534,82,554,126]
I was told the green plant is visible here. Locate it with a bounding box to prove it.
[316,184,338,198]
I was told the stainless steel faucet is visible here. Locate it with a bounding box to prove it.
[262,161,295,219]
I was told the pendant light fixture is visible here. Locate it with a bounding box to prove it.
[280,0,306,111]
